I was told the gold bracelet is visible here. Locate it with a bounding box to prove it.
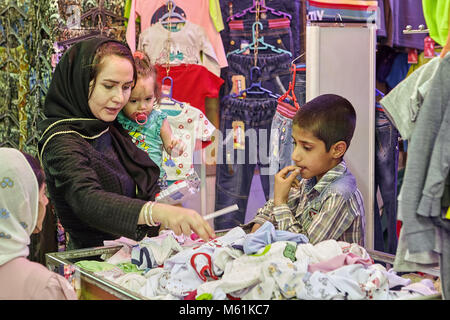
[147,201,160,227]
[142,201,151,226]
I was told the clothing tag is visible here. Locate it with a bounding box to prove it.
[424,36,435,59]
[228,2,233,18]
[231,74,246,97]
[407,48,418,64]
[232,121,245,150]
[241,40,250,55]
[445,206,450,220]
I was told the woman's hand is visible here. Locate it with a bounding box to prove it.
[273,166,300,206]
[152,203,215,241]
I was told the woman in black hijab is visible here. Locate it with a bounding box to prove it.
[38,37,215,249]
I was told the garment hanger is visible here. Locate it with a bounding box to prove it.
[0,3,27,19]
[160,0,186,25]
[0,139,20,150]
[56,30,102,47]
[80,0,125,28]
[231,66,280,99]
[0,112,20,128]
[277,53,306,109]
[0,27,24,47]
[159,76,183,110]
[227,22,292,57]
[375,88,385,98]
[227,0,292,22]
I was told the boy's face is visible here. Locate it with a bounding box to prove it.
[291,125,342,181]
[122,75,156,121]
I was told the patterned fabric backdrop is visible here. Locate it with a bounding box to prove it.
[0,0,127,263]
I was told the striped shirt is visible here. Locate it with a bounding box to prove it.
[246,160,365,246]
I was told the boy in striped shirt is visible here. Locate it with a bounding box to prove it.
[246,94,365,246]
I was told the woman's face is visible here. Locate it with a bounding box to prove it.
[88,54,135,122]
[33,183,49,234]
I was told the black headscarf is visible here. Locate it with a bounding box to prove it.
[38,37,160,200]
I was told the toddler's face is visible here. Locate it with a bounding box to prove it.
[122,75,157,121]
[291,125,336,181]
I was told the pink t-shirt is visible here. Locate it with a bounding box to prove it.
[0,257,78,300]
[126,0,228,68]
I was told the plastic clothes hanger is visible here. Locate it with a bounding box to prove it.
[0,3,27,18]
[227,0,292,22]
[57,30,101,47]
[232,66,280,99]
[160,0,186,25]
[227,22,292,57]
[375,88,385,98]
[80,0,125,26]
[159,76,183,110]
[278,53,305,109]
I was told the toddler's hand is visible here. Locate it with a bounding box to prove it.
[170,139,185,157]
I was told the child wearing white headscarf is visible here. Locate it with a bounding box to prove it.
[0,148,77,300]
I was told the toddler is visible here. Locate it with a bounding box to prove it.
[117,51,184,190]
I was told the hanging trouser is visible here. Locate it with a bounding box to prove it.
[214,96,278,230]
[374,108,400,254]
[268,101,297,199]
[225,52,292,97]
[268,68,306,199]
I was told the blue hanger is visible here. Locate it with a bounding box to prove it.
[160,0,185,25]
[231,66,280,99]
[227,22,292,57]
[375,88,385,97]
[227,0,292,22]
[160,76,182,106]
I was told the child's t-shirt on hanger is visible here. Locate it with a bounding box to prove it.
[126,0,228,68]
[158,102,216,181]
[138,21,220,76]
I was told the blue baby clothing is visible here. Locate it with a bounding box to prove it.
[243,221,309,255]
[117,109,167,178]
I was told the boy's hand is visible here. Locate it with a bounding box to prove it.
[273,166,300,206]
[250,223,262,233]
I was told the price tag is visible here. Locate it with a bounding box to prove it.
[424,36,435,59]
[407,48,418,64]
[232,121,245,150]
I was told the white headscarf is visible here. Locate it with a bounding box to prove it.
[0,148,39,266]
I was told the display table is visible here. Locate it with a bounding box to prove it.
[45,241,442,300]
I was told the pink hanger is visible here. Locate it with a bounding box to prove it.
[227,0,292,22]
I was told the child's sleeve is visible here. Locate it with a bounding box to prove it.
[305,194,356,245]
[242,199,276,229]
[244,188,304,233]
[155,110,168,138]
[272,188,306,234]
